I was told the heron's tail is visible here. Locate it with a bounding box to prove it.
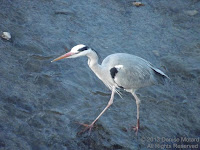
[151,67,170,84]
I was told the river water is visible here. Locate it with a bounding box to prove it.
[0,0,200,149]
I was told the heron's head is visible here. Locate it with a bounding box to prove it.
[51,44,93,62]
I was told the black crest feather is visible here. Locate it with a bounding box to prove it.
[78,46,89,52]
[78,45,101,61]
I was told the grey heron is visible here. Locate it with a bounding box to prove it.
[51,44,169,134]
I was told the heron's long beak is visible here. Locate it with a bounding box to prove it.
[51,52,74,62]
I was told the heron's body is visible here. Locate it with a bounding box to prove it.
[52,44,169,134]
[96,53,165,91]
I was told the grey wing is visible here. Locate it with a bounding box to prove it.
[103,53,168,90]
[113,62,155,90]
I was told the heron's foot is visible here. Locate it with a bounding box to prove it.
[132,119,140,136]
[77,122,94,135]
[132,125,139,135]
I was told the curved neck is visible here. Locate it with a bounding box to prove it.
[87,50,99,68]
[86,50,103,80]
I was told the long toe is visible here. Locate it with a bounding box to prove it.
[77,123,94,135]
[132,126,139,136]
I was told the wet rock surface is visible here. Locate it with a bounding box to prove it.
[0,0,200,149]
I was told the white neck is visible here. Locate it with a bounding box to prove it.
[86,50,103,80]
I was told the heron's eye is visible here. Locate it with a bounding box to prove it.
[78,46,89,52]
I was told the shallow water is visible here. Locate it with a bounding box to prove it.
[0,0,200,149]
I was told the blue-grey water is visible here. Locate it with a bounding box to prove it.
[0,0,200,149]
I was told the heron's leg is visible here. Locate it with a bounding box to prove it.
[92,86,115,124]
[132,91,141,135]
[79,87,116,133]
